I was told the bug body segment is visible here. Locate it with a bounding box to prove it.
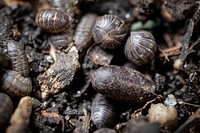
[36,8,69,33]
[49,32,73,50]
[124,31,157,65]
[91,93,117,128]
[7,40,29,77]
[74,13,97,52]
[91,65,156,103]
[0,70,32,97]
[92,14,127,49]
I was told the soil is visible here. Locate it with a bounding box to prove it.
[0,0,200,133]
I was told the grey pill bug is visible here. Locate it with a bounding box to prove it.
[49,32,73,50]
[35,8,70,33]
[124,31,157,65]
[7,40,29,77]
[91,65,156,103]
[91,93,117,129]
[74,13,97,52]
[0,70,32,97]
[92,14,127,49]
[0,92,13,130]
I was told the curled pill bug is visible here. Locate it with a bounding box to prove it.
[0,92,13,130]
[7,39,29,77]
[91,65,156,103]
[35,8,70,33]
[74,13,97,52]
[0,69,32,97]
[92,14,127,49]
[124,31,157,65]
[91,93,117,128]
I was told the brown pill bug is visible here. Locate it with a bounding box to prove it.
[35,8,70,33]
[0,70,32,97]
[7,40,29,77]
[92,14,127,49]
[0,92,13,130]
[49,32,73,50]
[74,13,97,52]
[6,96,33,133]
[91,65,156,103]
[124,31,157,65]
[91,93,117,128]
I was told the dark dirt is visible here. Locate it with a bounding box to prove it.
[0,0,200,133]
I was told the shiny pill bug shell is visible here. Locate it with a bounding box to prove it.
[124,31,157,65]
[35,8,70,33]
[92,14,127,49]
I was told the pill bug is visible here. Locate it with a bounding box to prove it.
[91,93,117,128]
[0,92,13,130]
[35,8,70,33]
[0,70,32,97]
[92,14,127,49]
[7,40,29,77]
[124,31,157,65]
[49,32,73,50]
[91,65,156,103]
[74,13,97,52]
[7,96,33,133]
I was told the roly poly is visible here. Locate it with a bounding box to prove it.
[6,96,33,133]
[124,31,157,65]
[7,39,29,77]
[49,32,73,50]
[35,8,70,33]
[0,92,13,130]
[91,65,156,103]
[92,14,127,49]
[0,69,32,97]
[74,13,97,52]
[91,93,117,128]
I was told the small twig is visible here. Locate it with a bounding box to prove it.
[158,47,170,61]
[159,45,182,59]
[175,108,200,133]
[130,96,163,119]
[180,19,194,62]
[182,102,200,108]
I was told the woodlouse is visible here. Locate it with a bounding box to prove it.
[74,13,97,52]
[0,70,32,97]
[0,92,13,130]
[124,31,157,65]
[49,32,73,50]
[35,8,70,33]
[92,14,127,49]
[7,40,29,77]
[91,65,156,103]
[91,93,117,128]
